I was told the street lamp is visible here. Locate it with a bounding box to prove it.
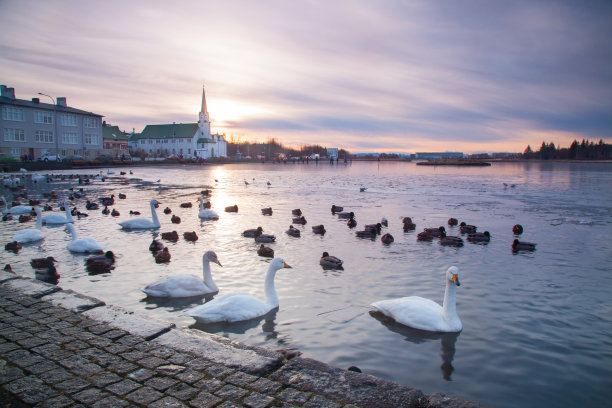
[38,92,59,156]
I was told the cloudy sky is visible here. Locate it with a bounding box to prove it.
[1,0,610,153]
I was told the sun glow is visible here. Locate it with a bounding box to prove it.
[206,99,268,126]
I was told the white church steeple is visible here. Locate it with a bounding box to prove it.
[198,85,211,136]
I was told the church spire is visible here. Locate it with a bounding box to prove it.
[201,85,208,116]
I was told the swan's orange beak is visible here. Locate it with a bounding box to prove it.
[213,259,222,267]
[284,262,292,269]
[453,274,460,286]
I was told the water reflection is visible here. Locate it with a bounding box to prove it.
[141,293,215,312]
[189,308,278,337]
[370,312,460,381]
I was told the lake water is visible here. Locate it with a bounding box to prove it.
[2,161,611,408]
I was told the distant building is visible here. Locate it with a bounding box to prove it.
[326,147,339,159]
[131,87,227,159]
[416,152,464,159]
[0,84,103,159]
[102,123,129,156]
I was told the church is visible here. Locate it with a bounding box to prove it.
[131,87,227,159]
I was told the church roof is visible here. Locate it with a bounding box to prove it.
[197,138,214,143]
[135,123,199,140]
[102,125,129,141]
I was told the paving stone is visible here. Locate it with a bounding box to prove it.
[59,326,83,335]
[157,364,186,376]
[25,360,59,375]
[64,340,89,350]
[277,387,312,404]
[4,349,43,367]
[88,324,114,335]
[176,369,205,384]
[38,368,74,384]
[88,337,112,348]
[138,356,168,369]
[249,378,282,395]
[74,331,97,341]
[242,391,274,408]
[303,395,342,408]
[193,377,224,393]
[103,343,129,354]
[166,382,199,400]
[121,350,147,361]
[90,396,130,408]
[150,396,189,408]
[125,386,163,405]
[16,336,48,349]
[35,395,75,408]
[225,372,258,387]
[150,346,176,359]
[91,372,122,387]
[5,375,44,394]
[105,379,142,396]
[71,362,104,376]
[145,376,179,391]
[216,402,244,408]
[214,384,249,401]
[102,329,127,340]
[205,364,234,378]
[0,342,20,354]
[55,377,91,393]
[18,382,59,404]
[127,367,156,382]
[0,366,24,384]
[185,357,212,371]
[168,352,194,365]
[73,388,109,404]
[116,334,145,346]
[188,392,222,408]
[109,360,138,374]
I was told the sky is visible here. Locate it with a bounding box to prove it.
[1,0,611,153]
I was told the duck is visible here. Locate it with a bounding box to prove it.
[180,202,192,208]
[171,214,181,224]
[337,211,354,220]
[448,218,458,226]
[118,193,127,199]
[18,214,32,223]
[129,210,141,215]
[512,239,536,252]
[360,187,367,192]
[4,241,22,252]
[201,200,212,209]
[286,225,301,237]
[183,231,199,242]
[35,264,60,284]
[143,251,222,298]
[65,223,104,253]
[331,205,344,214]
[261,207,273,216]
[381,217,388,227]
[312,225,326,235]
[85,200,99,210]
[424,226,446,237]
[370,266,462,332]
[154,247,171,263]
[459,222,477,234]
[86,260,115,274]
[163,207,172,214]
[11,207,44,243]
[111,208,120,217]
[403,217,416,231]
[201,189,211,197]
[242,227,263,238]
[85,251,115,266]
[512,224,523,235]
[2,214,13,221]
[467,231,490,243]
[161,231,179,242]
[101,206,110,215]
[99,195,115,206]
[225,204,238,213]
[365,223,382,235]
[347,217,357,228]
[42,201,74,224]
[417,231,434,241]
[244,179,249,185]
[42,204,53,212]
[1,196,33,214]
[356,229,377,239]
[4,264,15,274]
[254,230,276,243]
[292,216,307,225]
[31,256,56,269]
[185,257,292,323]
[291,209,302,216]
[381,233,394,244]
[198,197,219,220]
[118,199,161,229]
[149,239,164,252]
[320,252,343,269]
[257,244,274,258]
[440,236,464,247]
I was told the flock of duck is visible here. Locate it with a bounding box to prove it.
[1,172,537,334]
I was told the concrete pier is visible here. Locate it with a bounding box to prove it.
[0,270,479,407]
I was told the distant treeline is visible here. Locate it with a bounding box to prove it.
[227,138,350,159]
[523,139,611,160]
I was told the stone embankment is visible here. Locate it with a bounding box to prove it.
[0,269,479,407]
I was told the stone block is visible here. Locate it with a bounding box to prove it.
[43,289,105,313]
[83,305,175,340]
[1,277,61,298]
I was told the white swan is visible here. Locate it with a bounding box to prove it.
[118,199,160,229]
[371,266,462,332]
[42,201,74,224]
[185,258,292,323]
[142,251,222,298]
[198,197,219,220]
[11,207,44,243]
[1,196,33,215]
[65,223,104,253]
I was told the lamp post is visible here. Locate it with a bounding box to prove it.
[38,92,59,156]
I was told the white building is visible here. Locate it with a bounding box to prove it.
[132,87,227,159]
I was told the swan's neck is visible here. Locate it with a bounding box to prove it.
[67,225,78,241]
[264,267,279,307]
[1,196,7,212]
[202,259,218,292]
[199,199,204,211]
[65,205,74,222]
[442,278,457,322]
[150,202,160,227]
[35,210,42,229]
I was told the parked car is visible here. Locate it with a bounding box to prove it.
[113,153,132,164]
[38,153,61,162]
[93,154,113,164]
[63,155,85,165]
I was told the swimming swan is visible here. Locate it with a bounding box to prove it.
[370,266,462,332]
[118,199,160,229]
[42,201,74,224]
[1,196,33,215]
[198,197,219,220]
[142,251,222,298]
[185,258,292,323]
[65,223,104,253]
[11,207,44,243]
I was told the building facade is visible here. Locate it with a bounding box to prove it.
[0,84,103,160]
[131,87,227,159]
[102,123,129,156]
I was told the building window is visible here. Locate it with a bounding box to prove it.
[156,139,161,144]
[140,140,145,145]
[188,148,191,154]
[1,107,24,121]
[62,150,66,156]
[61,114,77,126]
[85,134,99,144]
[35,130,54,143]
[148,140,153,144]
[34,111,54,124]
[84,117,98,128]
[10,148,21,157]
[3,128,25,142]
[62,132,78,144]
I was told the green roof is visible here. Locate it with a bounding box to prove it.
[197,138,214,143]
[136,123,199,140]
[102,125,129,141]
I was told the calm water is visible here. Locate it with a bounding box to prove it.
[2,161,611,408]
